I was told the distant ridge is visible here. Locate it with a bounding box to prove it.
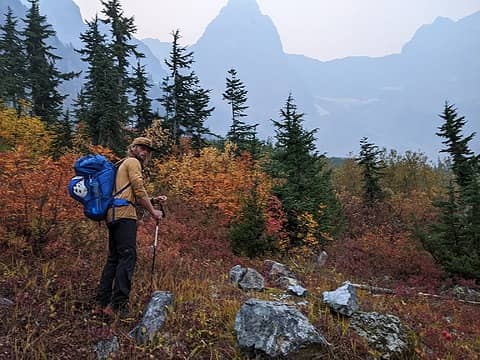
[1,0,478,158]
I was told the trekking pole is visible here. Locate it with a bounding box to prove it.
[150,224,159,292]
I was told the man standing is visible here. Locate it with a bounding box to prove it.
[95,137,164,317]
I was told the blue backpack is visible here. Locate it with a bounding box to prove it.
[68,154,131,221]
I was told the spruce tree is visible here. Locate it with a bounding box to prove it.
[75,16,122,150]
[222,68,257,152]
[160,29,195,144]
[50,110,73,157]
[229,182,272,258]
[101,0,142,132]
[436,102,476,189]
[131,59,153,132]
[426,103,480,279]
[186,75,214,151]
[22,0,75,125]
[0,7,27,114]
[357,137,385,205]
[271,93,342,249]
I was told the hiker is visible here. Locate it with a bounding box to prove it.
[94,137,165,318]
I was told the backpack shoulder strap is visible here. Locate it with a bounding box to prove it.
[113,157,131,196]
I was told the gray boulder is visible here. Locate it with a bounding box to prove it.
[350,312,409,359]
[238,268,265,291]
[288,284,308,297]
[94,336,119,360]
[130,291,174,345]
[322,281,359,317]
[230,265,247,286]
[275,276,299,290]
[230,265,264,291]
[234,299,329,358]
[452,285,480,302]
[264,260,296,280]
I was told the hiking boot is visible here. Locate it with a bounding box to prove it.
[118,307,133,321]
[102,304,115,318]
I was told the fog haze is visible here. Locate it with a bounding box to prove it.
[71,0,480,60]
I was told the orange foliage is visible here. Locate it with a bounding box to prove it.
[0,149,82,252]
[387,190,439,226]
[154,143,274,220]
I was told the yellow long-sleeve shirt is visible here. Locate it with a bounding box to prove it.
[106,157,149,223]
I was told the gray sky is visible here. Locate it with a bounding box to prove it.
[72,0,480,60]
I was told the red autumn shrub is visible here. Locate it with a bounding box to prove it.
[0,150,82,253]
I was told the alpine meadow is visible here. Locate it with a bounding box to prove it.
[0,0,479,359]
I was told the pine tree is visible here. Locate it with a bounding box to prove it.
[222,68,257,152]
[357,137,385,205]
[131,59,153,132]
[0,7,27,114]
[159,29,195,145]
[270,93,342,249]
[22,0,76,125]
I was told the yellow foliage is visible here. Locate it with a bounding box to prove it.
[154,142,274,219]
[332,157,363,196]
[0,107,52,156]
[143,118,174,154]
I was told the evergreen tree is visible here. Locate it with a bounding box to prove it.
[22,0,75,125]
[0,7,27,114]
[160,29,195,145]
[425,103,480,279]
[436,102,476,189]
[50,109,73,157]
[222,68,257,152]
[75,16,122,150]
[131,59,153,132]
[101,0,142,130]
[186,75,214,151]
[270,93,342,249]
[357,137,385,205]
[229,182,272,258]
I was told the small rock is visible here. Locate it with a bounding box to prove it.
[229,265,246,286]
[322,281,359,317]
[288,284,308,297]
[315,251,328,268]
[264,260,296,279]
[452,285,480,302]
[275,276,300,290]
[0,297,14,307]
[238,268,264,291]
[94,336,119,360]
[351,311,409,359]
[130,291,174,345]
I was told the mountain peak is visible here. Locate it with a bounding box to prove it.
[194,0,283,57]
[224,0,260,12]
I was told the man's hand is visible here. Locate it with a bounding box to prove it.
[138,196,166,223]
[151,209,164,223]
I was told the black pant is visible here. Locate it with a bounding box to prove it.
[96,219,137,308]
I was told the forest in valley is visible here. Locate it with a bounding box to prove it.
[0,0,479,359]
